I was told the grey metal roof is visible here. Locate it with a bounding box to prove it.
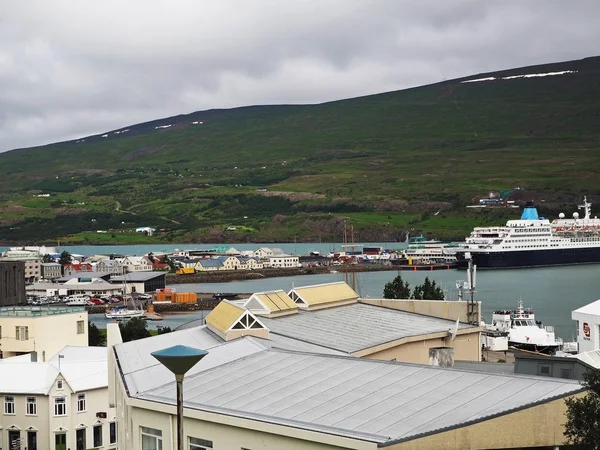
[198,259,224,268]
[111,272,166,282]
[115,326,266,395]
[260,303,475,353]
[137,349,582,445]
[57,271,111,281]
[266,333,348,356]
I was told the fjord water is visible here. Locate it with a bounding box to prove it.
[5,243,598,339]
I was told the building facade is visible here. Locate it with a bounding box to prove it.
[266,254,300,268]
[0,347,116,450]
[0,261,26,307]
[572,299,600,353]
[0,307,88,360]
[0,257,41,283]
[40,263,62,280]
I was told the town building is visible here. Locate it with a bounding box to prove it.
[514,349,599,380]
[40,262,62,280]
[0,261,26,307]
[63,263,94,276]
[108,324,584,450]
[0,306,88,360]
[26,279,123,298]
[0,346,116,450]
[96,259,126,275]
[252,247,284,259]
[180,282,483,364]
[0,257,41,283]
[119,256,153,273]
[194,255,241,272]
[110,272,166,294]
[266,254,300,268]
[572,299,600,353]
[237,256,264,270]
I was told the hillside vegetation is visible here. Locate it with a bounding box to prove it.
[1,56,599,244]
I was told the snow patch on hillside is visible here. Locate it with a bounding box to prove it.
[462,70,577,83]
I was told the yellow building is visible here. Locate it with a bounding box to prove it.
[0,306,88,360]
[108,323,584,450]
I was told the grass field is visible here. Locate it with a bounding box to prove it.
[1,56,599,243]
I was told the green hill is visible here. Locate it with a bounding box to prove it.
[1,56,599,244]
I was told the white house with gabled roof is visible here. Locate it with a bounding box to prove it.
[0,346,116,450]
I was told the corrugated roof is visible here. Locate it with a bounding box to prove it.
[289,281,358,306]
[250,291,298,313]
[115,330,267,395]
[205,300,245,333]
[260,303,475,353]
[0,363,59,394]
[570,349,600,369]
[137,349,582,444]
[198,259,224,268]
[572,299,600,316]
[111,272,165,282]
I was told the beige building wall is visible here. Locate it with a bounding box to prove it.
[355,330,482,364]
[386,394,580,450]
[360,299,481,324]
[0,310,88,360]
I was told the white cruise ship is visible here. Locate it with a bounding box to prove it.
[456,197,600,269]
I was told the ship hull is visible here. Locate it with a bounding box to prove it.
[457,246,600,269]
[509,341,560,355]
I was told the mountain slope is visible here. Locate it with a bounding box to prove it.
[1,56,599,243]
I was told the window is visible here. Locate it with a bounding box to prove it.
[54,397,66,416]
[141,427,163,450]
[26,396,37,415]
[76,428,86,450]
[189,437,213,449]
[94,424,103,447]
[77,320,85,334]
[16,326,29,340]
[109,422,117,444]
[539,365,551,376]
[57,380,63,389]
[4,395,15,414]
[77,393,86,412]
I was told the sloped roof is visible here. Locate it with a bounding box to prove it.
[260,303,475,353]
[246,290,298,314]
[569,349,600,369]
[111,272,165,282]
[205,300,246,333]
[198,259,224,268]
[137,349,583,445]
[572,299,600,316]
[289,281,358,306]
[0,346,107,394]
[115,330,267,395]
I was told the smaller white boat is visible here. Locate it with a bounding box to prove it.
[486,300,563,354]
[105,297,145,319]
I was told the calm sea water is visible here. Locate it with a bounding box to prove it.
[4,243,599,340]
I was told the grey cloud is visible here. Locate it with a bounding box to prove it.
[1,0,599,152]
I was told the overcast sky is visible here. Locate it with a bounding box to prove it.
[1,0,599,153]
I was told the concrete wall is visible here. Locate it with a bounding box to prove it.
[386,394,580,450]
[0,261,26,306]
[360,299,481,324]
[514,354,589,380]
[0,310,88,360]
[357,330,481,364]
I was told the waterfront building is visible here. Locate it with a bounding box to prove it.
[0,261,26,307]
[0,306,88,360]
[119,256,153,273]
[96,259,126,275]
[107,323,583,450]
[110,272,166,294]
[514,349,600,380]
[572,299,600,353]
[26,280,123,298]
[0,256,41,283]
[181,282,483,364]
[252,247,284,259]
[266,254,300,268]
[0,346,116,450]
[63,263,94,276]
[40,262,62,280]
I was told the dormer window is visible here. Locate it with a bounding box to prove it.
[57,380,63,389]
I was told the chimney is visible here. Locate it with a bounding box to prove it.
[30,352,38,362]
[429,347,454,368]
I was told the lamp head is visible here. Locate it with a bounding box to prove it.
[151,345,208,377]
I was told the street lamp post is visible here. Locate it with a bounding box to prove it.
[151,345,208,450]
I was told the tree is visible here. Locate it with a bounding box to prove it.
[157,326,173,335]
[383,274,411,299]
[58,250,73,274]
[383,275,445,300]
[564,368,600,448]
[119,317,151,342]
[41,254,54,263]
[412,277,445,300]
[88,323,106,346]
